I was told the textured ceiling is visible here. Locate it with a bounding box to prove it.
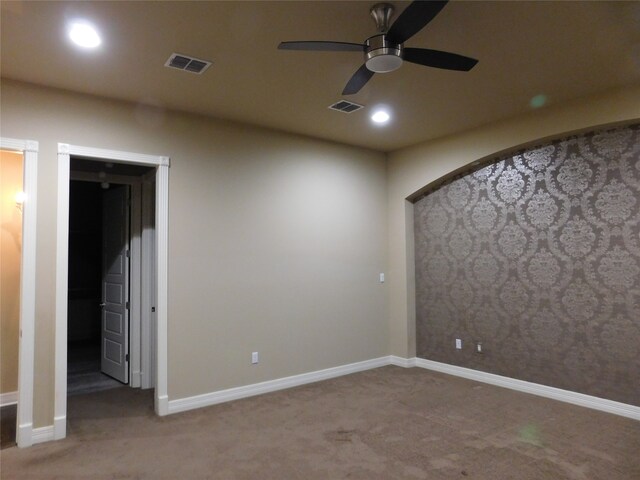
[2,1,639,152]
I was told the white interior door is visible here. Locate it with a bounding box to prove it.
[101,185,130,383]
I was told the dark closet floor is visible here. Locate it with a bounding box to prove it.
[0,404,17,450]
[68,342,123,396]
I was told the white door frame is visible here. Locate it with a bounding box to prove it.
[141,172,157,389]
[1,137,38,448]
[55,143,170,441]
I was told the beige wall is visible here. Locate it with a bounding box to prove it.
[3,76,639,430]
[0,79,388,427]
[387,85,640,357]
[0,150,23,396]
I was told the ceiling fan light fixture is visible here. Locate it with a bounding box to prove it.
[366,54,403,73]
[364,34,403,73]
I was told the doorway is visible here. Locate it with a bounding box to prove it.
[54,143,169,441]
[68,180,131,395]
[0,149,24,449]
[0,138,37,448]
[67,159,156,399]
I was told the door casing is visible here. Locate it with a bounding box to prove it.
[55,144,169,442]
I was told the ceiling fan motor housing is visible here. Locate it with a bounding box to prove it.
[365,34,403,73]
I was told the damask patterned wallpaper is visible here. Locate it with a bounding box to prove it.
[414,124,640,406]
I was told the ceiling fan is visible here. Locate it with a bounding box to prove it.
[278,1,478,95]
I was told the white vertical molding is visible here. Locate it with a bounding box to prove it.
[129,183,142,388]
[54,144,70,440]
[140,178,155,389]
[1,137,38,448]
[155,162,169,415]
[17,142,38,447]
[404,200,417,357]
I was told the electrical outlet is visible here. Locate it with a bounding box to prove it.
[476,342,483,354]
[455,338,462,349]
[251,352,259,364]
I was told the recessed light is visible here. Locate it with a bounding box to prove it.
[68,21,101,49]
[371,110,390,124]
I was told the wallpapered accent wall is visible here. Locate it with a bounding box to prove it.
[414,124,640,406]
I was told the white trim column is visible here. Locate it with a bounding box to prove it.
[129,183,142,388]
[154,159,169,415]
[17,140,38,447]
[140,175,156,390]
[54,145,70,440]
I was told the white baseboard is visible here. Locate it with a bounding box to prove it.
[20,355,639,448]
[168,356,391,415]
[130,371,142,388]
[414,358,640,421]
[32,425,54,445]
[389,355,416,368]
[53,415,66,440]
[168,355,639,421]
[156,394,169,416]
[16,423,33,447]
[0,391,18,406]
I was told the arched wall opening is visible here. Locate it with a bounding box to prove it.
[410,122,640,406]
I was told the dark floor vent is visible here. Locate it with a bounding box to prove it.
[165,53,212,74]
[328,100,364,113]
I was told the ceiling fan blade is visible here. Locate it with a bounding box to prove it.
[386,1,449,45]
[342,64,375,95]
[278,41,364,52]
[404,48,478,71]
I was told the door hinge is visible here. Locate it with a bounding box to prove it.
[126,301,130,310]
[125,250,130,258]
[125,353,129,362]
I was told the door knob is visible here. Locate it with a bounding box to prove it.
[99,303,106,307]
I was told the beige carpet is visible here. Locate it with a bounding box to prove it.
[1,366,639,479]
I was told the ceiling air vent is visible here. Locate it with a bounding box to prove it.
[165,53,212,74]
[328,100,363,113]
